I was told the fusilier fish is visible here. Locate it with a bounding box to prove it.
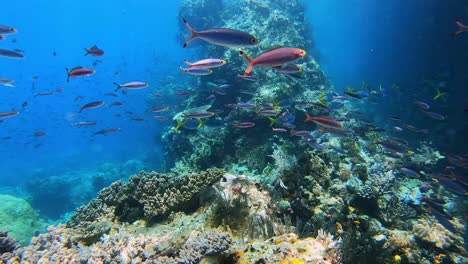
[79,101,105,112]
[183,58,226,69]
[0,49,24,59]
[0,111,19,118]
[182,18,259,48]
[113,81,149,91]
[0,24,17,35]
[179,66,213,76]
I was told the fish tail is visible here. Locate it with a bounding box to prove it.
[304,112,313,122]
[66,68,70,82]
[113,82,121,92]
[454,20,466,36]
[182,18,198,48]
[239,51,254,76]
[183,59,193,67]
[268,117,277,127]
[84,48,90,56]
[179,65,189,73]
[197,118,204,129]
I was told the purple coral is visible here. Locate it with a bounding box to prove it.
[0,230,17,254]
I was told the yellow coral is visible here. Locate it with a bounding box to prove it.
[280,258,305,264]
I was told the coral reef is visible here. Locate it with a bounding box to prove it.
[67,168,224,243]
[0,225,232,264]
[0,194,48,245]
[0,231,17,255]
[226,231,342,264]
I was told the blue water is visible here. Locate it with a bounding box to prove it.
[1,0,466,219]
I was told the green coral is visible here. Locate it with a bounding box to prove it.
[0,194,48,245]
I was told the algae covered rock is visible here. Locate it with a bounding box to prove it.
[67,168,225,243]
[0,194,48,245]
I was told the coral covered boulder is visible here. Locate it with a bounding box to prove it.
[0,194,48,245]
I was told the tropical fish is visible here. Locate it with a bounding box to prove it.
[393,126,403,132]
[237,74,258,82]
[257,109,278,117]
[79,101,105,112]
[232,122,255,128]
[304,137,324,151]
[239,47,306,76]
[94,127,121,135]
[84,45,104,56]
[0,25,16,35]
[387,136,409,146]
[34,91,55,97]
[183,58,226,69]
[290,129,310,137]
[110,102,123,107]
[0,111,19,118]
[453,20,468,36]
[182,18,258,48]
[330,145,346,154]
[72,121,97,127]
[414,101,430,111]
[104,93,118,97]
[153,116,168,121]
[304,113,343,130]
[183,111,215,119]
[433,88,446,100]
[377,140,410,154]
[179,65,213,75]
[212,88,226,95]
[386,116,402,122]
[272,127,288,133]
[0,49,24,59]
[239,91,255,97]
[22,102,28,108]
[34,131,46,137]
[151,106,170,113]
[0,78,14,87]
[226,102,256,109]
[399,168,420,178]
[131,118,145,121]
[405,124,429,133]
[66,67,95,82]
[113,81,148,91]
[344,91,365,99]
[424,111,445,120]
[272,64,302,74]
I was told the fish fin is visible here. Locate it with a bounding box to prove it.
[258,45,284,55]
[197,118,205,128]
[268,117,277,127]
[183,59,193,67]
[113,82,121,92]
[304,112,313,122]
[84,48,90,56]
[182,18,198,48]
[66,68,70,82]
[239,51,254,76]
[453,20,466,36]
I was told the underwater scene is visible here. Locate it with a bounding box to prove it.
[0,0,467,263]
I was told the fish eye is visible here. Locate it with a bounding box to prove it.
[9,28,15,32]
[251,38,258,44]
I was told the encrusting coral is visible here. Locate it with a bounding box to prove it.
[67,168,224,244]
